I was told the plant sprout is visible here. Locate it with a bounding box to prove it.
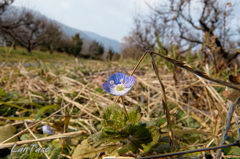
[102,72,135,120]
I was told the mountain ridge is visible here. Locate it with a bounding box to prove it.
[10,6,121,53]
[59,22,120,53]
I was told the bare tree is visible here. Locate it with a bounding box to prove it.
[167,0,237,60]
[1,8,52,52]
[0,0,24,37]
[120,35,144,59]
[0,0,13,15]
[41,21,62,54]
[0,3,34,35]
[127,0,239,69]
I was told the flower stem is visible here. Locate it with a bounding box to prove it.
[121,96,129,121]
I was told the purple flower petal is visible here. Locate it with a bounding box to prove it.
[42,125,55,135]
[107,73,128,85]
[102,73,135,96]
[102,83,114,94]
[124,76,135,88]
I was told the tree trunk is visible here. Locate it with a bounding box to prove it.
[27,47,31,53]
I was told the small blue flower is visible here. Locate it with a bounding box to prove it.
[42,125,55,135]
[102,73,135,96]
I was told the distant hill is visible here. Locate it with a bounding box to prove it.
[8,6,121,53]
[59,23,120,53]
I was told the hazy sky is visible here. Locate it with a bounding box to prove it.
[13,0,158,42]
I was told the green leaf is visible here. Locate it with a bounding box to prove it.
[118,142,140,155]
[102,104,120,120]
[72,139,119,159]
[153,145,164,153]
[157,118,167,127]
[95,88,103,93]
[118,122,153,155]
[227,146,240,156]
[35,105,61,121]
[131,123,152,146]
[0,124,19,143]
[173,130,216,137]
[128,106,142,124]
[3,117,36,120]
[101,104,127,130]
[141,126,161,154]
[88,131,122,148]
[102,127,116,136]
[0,88,6,96]
[20,133,44,141]
[159,136,180,149]
[165,60,172,70]
[0,101,34,113]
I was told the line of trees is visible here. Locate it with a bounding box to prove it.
[0,0,119,61]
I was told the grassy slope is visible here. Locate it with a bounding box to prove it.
[0,46,74,63]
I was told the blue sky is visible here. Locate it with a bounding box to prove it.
[13,0,158,42]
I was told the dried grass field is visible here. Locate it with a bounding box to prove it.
[0,49,240,159]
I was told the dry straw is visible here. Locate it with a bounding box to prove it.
[0,50,240,158]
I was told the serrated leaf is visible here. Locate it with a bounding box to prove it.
[141,126,161,154]
[102,104,122,120]
[131,123,152,145]
[118,142,139,156]
[128,106,142,124]
[101,104,127,130]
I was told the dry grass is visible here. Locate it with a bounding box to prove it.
[0,52,239,158]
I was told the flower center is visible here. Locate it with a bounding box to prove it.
[116,84,124,91]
